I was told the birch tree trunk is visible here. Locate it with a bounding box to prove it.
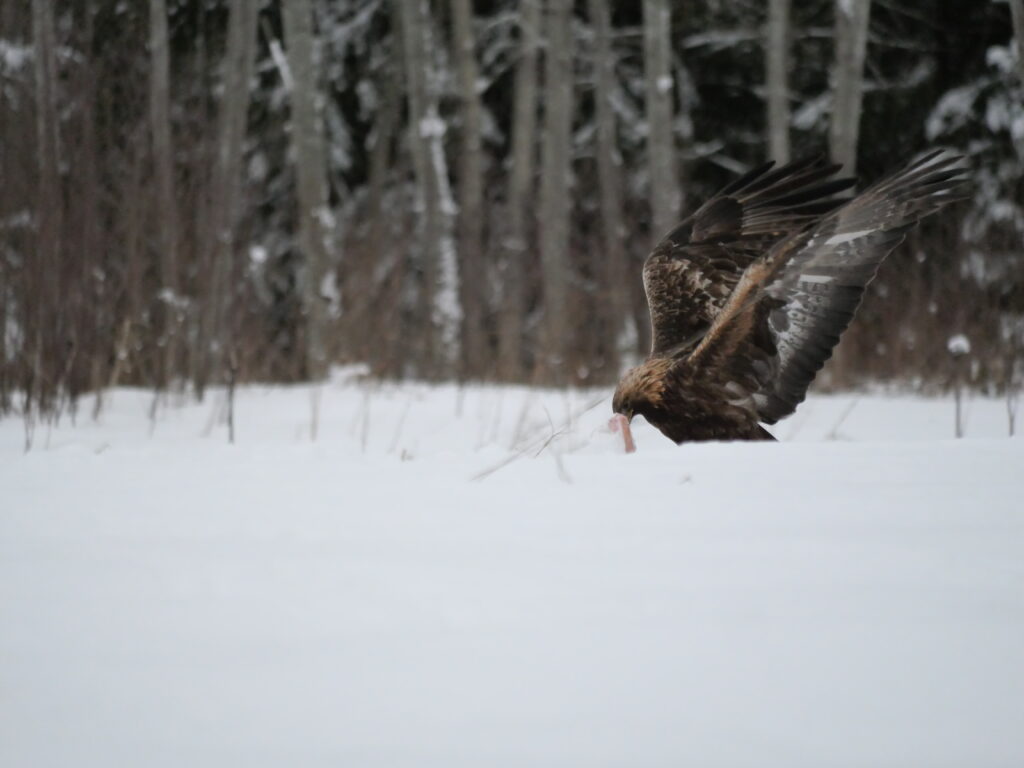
[282,0,334,380]
[398,0,460,376]
[538,0,573,380]
[588,0,629,374]
[765,0,791,164]
[830,0,872,174]
[643,0,679,240]
[497,0,540,380]
[450,0,486,378]
[1010,0,1024,87]
[149,0,179,384]
[828,0,871,384]
[195,0,258,391]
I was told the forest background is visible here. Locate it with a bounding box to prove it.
[1,0,1022,417]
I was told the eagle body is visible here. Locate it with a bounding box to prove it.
[614,358,774,442]
[612,152,967,445]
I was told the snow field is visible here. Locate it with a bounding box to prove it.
[2,380,1023,767]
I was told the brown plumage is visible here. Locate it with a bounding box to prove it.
[611,152,968,446]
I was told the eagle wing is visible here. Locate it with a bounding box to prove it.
[687,151,968,423]
[643,156,854,357]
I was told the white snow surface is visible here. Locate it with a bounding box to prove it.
[3,378,1023,767]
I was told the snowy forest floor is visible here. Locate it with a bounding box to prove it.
[2,374,1023,767]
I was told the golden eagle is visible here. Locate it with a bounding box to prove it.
[610,152,967,449]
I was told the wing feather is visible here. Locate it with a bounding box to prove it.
[642,156,854,357]
[686,151,969,423]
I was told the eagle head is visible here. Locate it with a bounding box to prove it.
[610,359,672,452]
[612,359,671,420]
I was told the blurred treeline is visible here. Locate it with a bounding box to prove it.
[1,0,1022,417]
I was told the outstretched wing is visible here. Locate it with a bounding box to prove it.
[643,156,854,357]
[688,151,969,422]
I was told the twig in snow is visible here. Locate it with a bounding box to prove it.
[309,385,322,442]
[475,389,489,449]
[201,394,222,437]
[552,451,572,484]
[455,383,465,419]
[226,346,238,444]
[489,389,504,444]
[1005,354,1018,437]
[533,424,569,458]
[23,406,34,453]
[388,396,414,454]
[536,405,556,454]
[826,399,859,441]
[510,391,533,448]
[949,335,970,439]
[471,394,607,481]
[360,386,372,453]
[148,390,162,437]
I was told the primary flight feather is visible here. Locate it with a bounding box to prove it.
[610,151,968,448]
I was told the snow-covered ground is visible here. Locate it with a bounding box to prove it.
[2,377,1023,767]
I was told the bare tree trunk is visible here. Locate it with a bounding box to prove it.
[398,0,460,376]
[32,0,60,265]
[826,0,871,385]
[1004,349,1019,437]
[282,0,334,380]
[537,0,573,381]
[830,0,871,174]
[765,0,791,164]
[120,139,146,386]
[149,0,180,385]
[643,0,679,240]
[79,2,105,396]
[195,0,259,392]
[1011,0,1024,87]
[31,0,62,412]
[355,53,401,370]
[497,0,541,380]
[588,0,629,375]
[450,0,486,378]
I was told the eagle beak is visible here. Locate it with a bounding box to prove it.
[609,413,636,454]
